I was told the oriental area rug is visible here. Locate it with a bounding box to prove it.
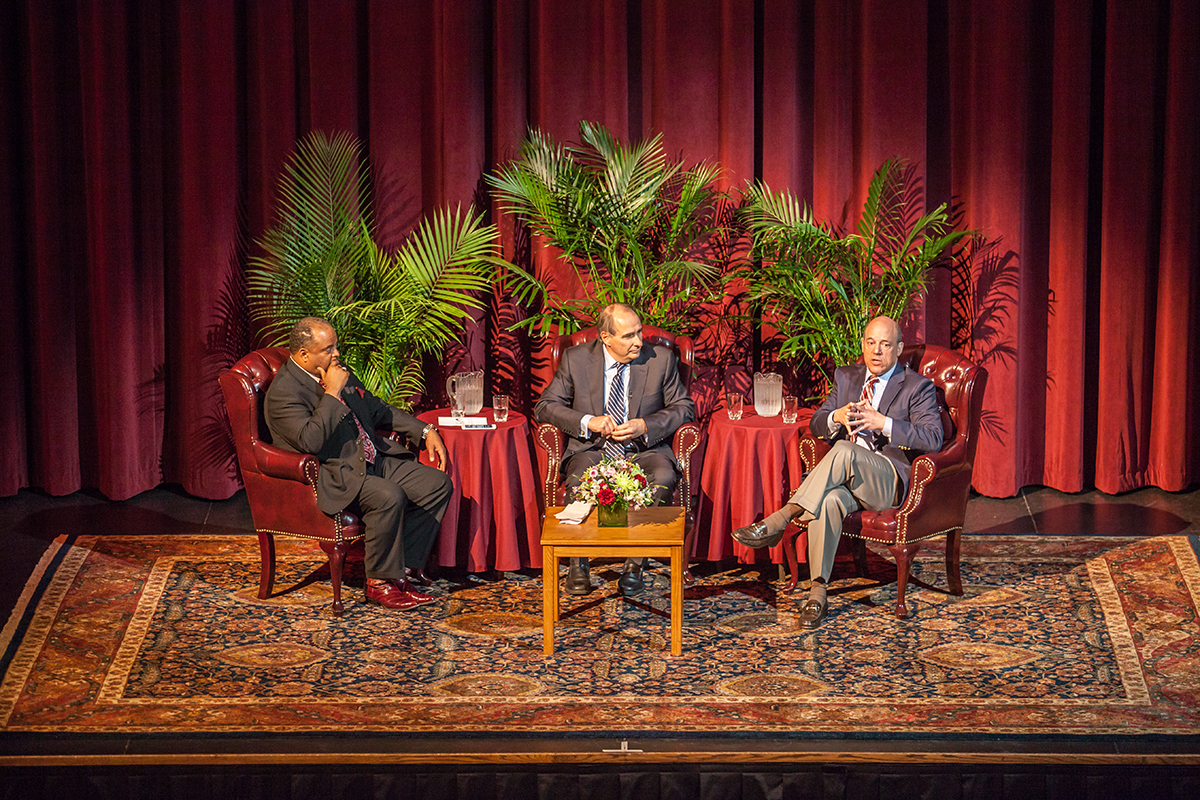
[2,532,1199,737]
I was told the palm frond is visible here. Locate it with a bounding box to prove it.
[249,131,513,407]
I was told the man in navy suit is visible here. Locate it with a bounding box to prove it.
[733,316,943,629]
[265,317,453,612]
[535,303,695,596]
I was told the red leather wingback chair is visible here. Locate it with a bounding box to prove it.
[219,347,364,614]
[788,344,988,618]
[533,325,703,580]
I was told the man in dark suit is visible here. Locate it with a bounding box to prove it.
[535,303,696,596]
[732,316,943,629]
[265,317,453,611]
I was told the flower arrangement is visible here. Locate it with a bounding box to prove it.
[574,457,658,510]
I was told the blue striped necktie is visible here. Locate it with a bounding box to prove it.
[602,363,627,460]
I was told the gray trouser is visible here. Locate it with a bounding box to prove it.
[789,440,899,581]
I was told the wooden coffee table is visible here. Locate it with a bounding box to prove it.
[541,506,685,656]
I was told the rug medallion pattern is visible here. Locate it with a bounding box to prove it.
[1,534,1197,734]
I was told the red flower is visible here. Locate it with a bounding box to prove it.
[596,488,617,506]
[634,473,646,487]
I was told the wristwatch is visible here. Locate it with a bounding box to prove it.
[419,422,437,445]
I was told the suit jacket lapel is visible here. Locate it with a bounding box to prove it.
[842,364,868,406]
[876,365,907,415]
[285,358,322,405]
[586,339,607,415]
[626,349,649,419]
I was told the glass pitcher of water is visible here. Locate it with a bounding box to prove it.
[446,370,484,417]
[753,371,783,417]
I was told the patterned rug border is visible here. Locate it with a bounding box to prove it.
[2,533,1198,736]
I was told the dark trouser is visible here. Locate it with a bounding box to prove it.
[355,456,454,581]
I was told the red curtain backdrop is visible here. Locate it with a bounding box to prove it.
[3,0,1197,501]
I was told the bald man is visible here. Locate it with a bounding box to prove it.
[732,316,943,629]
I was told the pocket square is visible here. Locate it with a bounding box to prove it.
[356,387,365,398]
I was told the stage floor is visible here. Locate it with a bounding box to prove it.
[2,484,1199,775]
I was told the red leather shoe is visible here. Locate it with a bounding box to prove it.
[397,580,436,605]
[405,567,433,587]
[365,579,431,611]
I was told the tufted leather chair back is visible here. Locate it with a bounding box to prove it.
[896,344,986,478]
[221,347,291,471]
[549,324,695,390]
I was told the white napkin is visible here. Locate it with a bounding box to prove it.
[437,416,489,427]
[554,501,593,524]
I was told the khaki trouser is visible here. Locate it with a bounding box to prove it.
[789,440,900,581]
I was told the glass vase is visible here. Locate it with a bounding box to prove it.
[596,503,628,527]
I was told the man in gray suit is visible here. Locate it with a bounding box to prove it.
[535,303,696,596]
[265,317,453,612]
[732,316,943,629]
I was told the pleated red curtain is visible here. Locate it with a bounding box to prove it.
[2,0,1196,501]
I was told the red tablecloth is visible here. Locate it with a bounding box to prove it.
[418,409,542,572]
[694,407,814,564]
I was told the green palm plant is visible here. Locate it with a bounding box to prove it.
[248,131,506,407]
[487,121,737,336]
[741,158,973,392]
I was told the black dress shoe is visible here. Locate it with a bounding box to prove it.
[565,558,591,595]
[618,559,645,597]
[731,521,786,549]
[798,597,828,629]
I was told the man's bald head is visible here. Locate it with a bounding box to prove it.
[861,316,903,376]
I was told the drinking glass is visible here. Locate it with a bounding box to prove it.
[450,393,466,422]
[726,392,744,421]
[782,395,799,424]
[493,394,510,423]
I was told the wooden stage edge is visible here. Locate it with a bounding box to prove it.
[2,750,1199,768]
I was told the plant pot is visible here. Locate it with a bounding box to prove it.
[596,503,628,527]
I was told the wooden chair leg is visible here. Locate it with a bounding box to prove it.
[852,537,869,579]
[257,531,276,600]
[888,542,923,618]
[781,527,802,593]
[945,529,963,596]
[681,530,696,587]
[320,540,349,616]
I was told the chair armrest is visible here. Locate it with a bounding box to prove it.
[254,443,320,485]
[533,422,566,504]
[672,422,702,516]
[892,449,973,543]
[799,433,831,473]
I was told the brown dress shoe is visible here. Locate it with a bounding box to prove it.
[797,597,829,629]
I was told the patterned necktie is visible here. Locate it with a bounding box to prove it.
[602,363,628,460]
[857,375,879,448]
[351,413,377,465]
[322,378,376,465]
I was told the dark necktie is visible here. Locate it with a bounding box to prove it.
[603,363,627,460]
[857,375,879,448]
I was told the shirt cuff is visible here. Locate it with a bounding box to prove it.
[882,417,893,438]
[579,414,594,438]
